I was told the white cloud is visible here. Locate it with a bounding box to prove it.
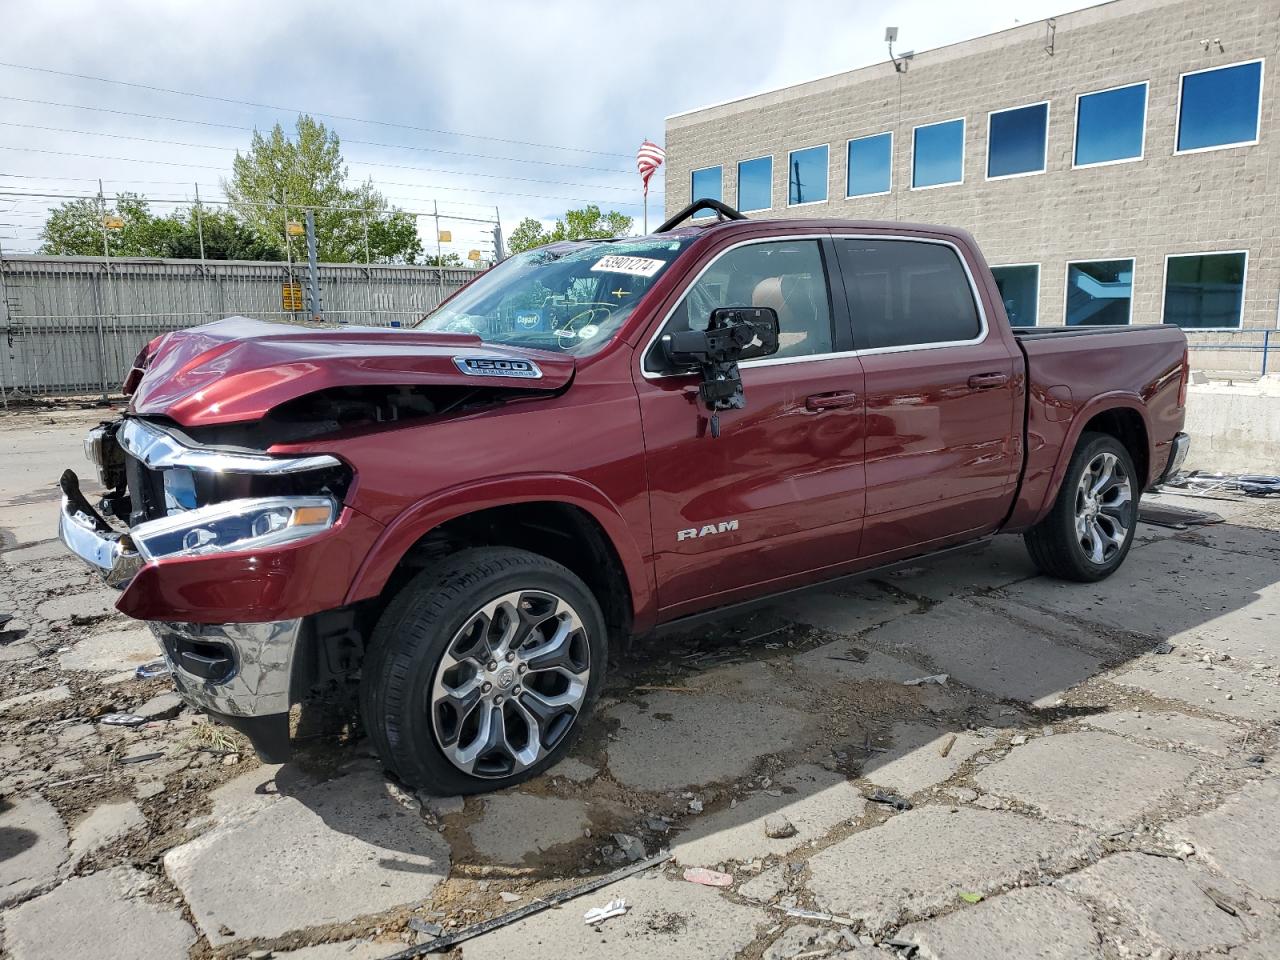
[0,0,1100,252]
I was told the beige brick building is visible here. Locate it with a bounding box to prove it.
[664,0,1278,370]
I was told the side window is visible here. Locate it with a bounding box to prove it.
[835,239,982,349]
[649,240,833,370]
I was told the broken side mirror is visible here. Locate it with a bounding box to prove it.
[661,307,781,370]
[659,307,780,438]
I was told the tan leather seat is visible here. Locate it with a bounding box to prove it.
[752,276,830,356]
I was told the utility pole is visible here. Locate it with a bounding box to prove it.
[0,232,8,411]
[433,201,444,302]
[194,182,210,321]
[94,180,113,402]
[492,207,505,263]
[304,208,322,321]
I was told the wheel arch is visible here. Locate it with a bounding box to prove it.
[346,475,653,637]
[1036,394,1152,522]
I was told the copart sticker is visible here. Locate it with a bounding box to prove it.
[453,356,543,379]
[589,255,666,278]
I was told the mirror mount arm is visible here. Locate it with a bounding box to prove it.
[660,307,779,439]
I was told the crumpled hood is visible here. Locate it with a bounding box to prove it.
[128,316,575,427]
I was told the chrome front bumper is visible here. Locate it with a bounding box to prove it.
[149,619,302,761]
[59,479,303,721]
[148,618,303,719]
[57,476,142,589]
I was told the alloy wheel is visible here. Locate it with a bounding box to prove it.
[1074,451,1133,564]
[429,589,591,778]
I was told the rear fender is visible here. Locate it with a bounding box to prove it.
[1033,392,1152,523]
[344,473,656,632]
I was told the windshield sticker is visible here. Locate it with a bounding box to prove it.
[590,255,666,278]
[453,356,543,379]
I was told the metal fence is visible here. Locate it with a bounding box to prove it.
[0,254,480,399]
[1185,329,1276,378]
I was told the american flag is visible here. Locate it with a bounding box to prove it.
[636,140,665,196]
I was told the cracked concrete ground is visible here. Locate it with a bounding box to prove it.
[1,407,1278,960]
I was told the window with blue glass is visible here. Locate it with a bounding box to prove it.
[1075,83,1147,166]
[991,264,1040,326]
[846,133,892,197]
[1065,259,1134,326]
[787,145,829,205]
[987,102,1048,178]
[1177,60,1263,153]
[691,166,721,217]
[737,156,772,212]
[1163,252,1247,329]
[912,119,964,188]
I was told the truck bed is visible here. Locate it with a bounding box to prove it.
[1006,321,1188,530]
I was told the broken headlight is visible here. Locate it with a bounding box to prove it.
[130,496,338,561]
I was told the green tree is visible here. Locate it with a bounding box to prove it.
[38,194,283,261]
[39,193,176,257]
[422,252,463,267]
[162,207,284,261]
[223,115,423,264]
[506,205,634,254]
[507,217,548,254]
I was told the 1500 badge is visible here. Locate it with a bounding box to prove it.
[453,357,543,379]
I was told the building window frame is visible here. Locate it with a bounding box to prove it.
[1072,81,1149,170]
[1174,58,1265,157]
[985,100,1050,181]
[786,143,831,207]
[690,165,723,218]
[1063,257,1136,327]
[990,262,1042,327]
[845,131,893,199]
[910,117,966,191]
[1160,249,1249,331]
[736,154,774,213]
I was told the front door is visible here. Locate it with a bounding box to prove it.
[830,236,1020,560]
[634,237,868,618]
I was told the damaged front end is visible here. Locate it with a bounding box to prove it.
[57,316,577,762]
[59,416,355,762]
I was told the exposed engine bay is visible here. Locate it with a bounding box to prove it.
[182,383,541,449]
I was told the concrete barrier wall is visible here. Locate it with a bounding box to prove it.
[1183,379,1280,474]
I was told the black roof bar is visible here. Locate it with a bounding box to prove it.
[654,199,748,233]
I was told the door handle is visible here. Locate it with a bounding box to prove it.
[805,391,860,412]
[968,372,1009,390]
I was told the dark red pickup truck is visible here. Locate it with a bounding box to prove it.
[59,201,1189,793]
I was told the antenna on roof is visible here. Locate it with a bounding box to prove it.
[886,27,914,73]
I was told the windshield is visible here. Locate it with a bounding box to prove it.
[417,237,696,355]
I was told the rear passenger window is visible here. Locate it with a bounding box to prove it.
[649,239,833,371]
[835,239,982,349]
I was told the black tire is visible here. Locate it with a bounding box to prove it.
[360,547,608,794]
[1024,432,1140,583]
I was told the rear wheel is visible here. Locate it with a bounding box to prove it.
[1024,432,1139,582]
[361,547,607,794]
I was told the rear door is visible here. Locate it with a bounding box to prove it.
[634,235,868,617]
[830,235,1020,561]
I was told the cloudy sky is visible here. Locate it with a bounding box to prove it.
[0,0,1098,256]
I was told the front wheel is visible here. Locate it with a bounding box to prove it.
[360,547,607,794]
[1024,432,1139,582]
